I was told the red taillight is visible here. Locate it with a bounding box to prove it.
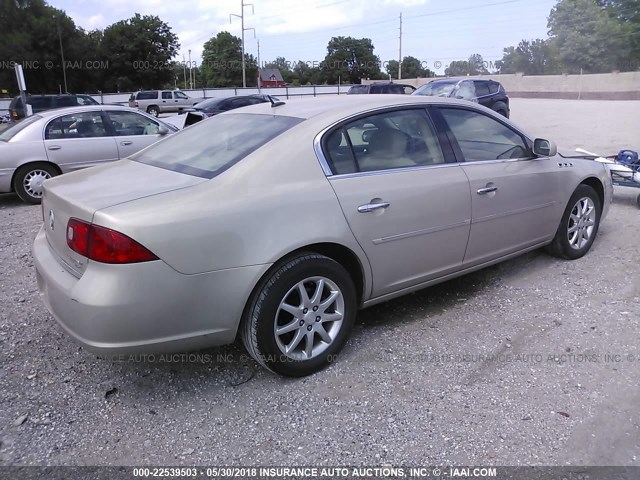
[66,218,158,264]
[134,101,139,107]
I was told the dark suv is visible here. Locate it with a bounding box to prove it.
[9,94,99,121]
[413,79,510,118]
[347,82,416,95]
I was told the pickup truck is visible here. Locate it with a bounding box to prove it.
[128,90,201,117]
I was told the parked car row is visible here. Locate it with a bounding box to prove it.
[0,106,177,203]
[31,95,611,377]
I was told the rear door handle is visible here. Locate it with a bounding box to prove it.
[47,145,61,150]
[358,202,390,213]
[477,186,498,195]
[120,141,133,146]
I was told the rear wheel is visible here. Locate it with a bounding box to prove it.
[545,185,601,259]
[13,163,58,204]
[147,105,159,117]
[241,253,356,376]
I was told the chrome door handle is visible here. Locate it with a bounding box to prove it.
[120,141,133,146]
[358,202,390,213]
[477,186,498,195]
[47,145,61,150]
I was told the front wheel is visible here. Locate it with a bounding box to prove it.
[545,185,601,260]
[13,163,59,204]
[241,253,357,376]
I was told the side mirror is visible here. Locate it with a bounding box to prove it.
[533,138,557,157]
[158,124,169,135]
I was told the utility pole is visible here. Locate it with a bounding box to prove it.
[398,12,402,81]
[188,49,193,89]
[257,39,261,91]
[56,15,68,93]
[182,54,187,89]
[230,1,254,88]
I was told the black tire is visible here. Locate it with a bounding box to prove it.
[545,184,602,260]
[241,253,357,377]
[13,163,59,204]
[147,105,159,117]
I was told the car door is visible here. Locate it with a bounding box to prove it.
[43,111,118,171]
[435,106,563,266]
[104,110,165,159]
[173,91,192,108]
[322,107,471,298]
[160,91,174,112]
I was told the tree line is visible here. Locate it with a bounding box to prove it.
[0,0,637,95]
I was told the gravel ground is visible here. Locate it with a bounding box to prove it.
[0,99,639,467]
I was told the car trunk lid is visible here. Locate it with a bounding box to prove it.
[41,159,206,276]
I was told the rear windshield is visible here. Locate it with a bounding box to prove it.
[414,82,457,97]
[131,113,303,179]
[0,115,41,142]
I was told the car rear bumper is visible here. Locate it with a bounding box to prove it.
[33,226,270,354]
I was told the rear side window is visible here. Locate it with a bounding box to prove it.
[348,85,368,94]
[0,115,41,141]
[323,109,445,174]
[474,82,490,97]
[29,97,53,110]
[387,85,405,94]
[132,113,303,178]
[488,82,500,94]
[137,91,158,100]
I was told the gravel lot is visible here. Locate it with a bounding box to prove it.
[0,99,639,467]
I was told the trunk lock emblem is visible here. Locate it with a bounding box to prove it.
[48,210,55,231]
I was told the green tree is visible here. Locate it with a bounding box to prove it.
[548,0,629,73]
[498,39,560,74]
[0,0,100,94]
[598,0,640,69]
[321,36,383,84]
[444,54,489,76]
[385,56,434,79]
[100,13,179,91]
[200,31,257,87]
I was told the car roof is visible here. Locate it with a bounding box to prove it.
[33,104,154,119]
[232,94,483,121]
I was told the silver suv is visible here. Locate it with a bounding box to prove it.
[128,90,201,117]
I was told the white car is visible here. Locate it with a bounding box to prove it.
[0,105,177,203]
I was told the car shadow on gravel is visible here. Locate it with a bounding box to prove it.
[79,249,552,394]
[0,193,29,208]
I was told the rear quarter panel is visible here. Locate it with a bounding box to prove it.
[93,124,373,294]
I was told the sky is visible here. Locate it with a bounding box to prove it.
[52,0,559,75]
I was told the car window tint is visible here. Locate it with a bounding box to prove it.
[174,91,188,99]
[474,82,490,97]
[440,108,529,161]
[55,97,76,108]
[324,128,358,174]
[488,82,500,94]
[137,91,157,100]
[77,96,98,105]
[107,111,160,136]
[45,112,108,139]
[29,97,52,110]
[132,113,303,179]
[162,91,172,99]
[325,109,445,174]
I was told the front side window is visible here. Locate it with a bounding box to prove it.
[45,112,108,139]
[323,109,445,174]
[174,91,188,99]
[474,81,491,97]
[132,113,303,178]
[413,82,456,97]
[77,95,99,105]
[106,111,161,136]
[439,108,529,161]
[453,81,477,101]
